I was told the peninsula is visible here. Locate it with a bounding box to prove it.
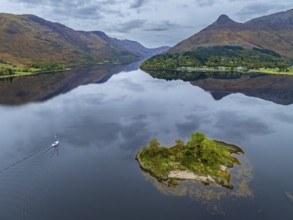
[136,132,244,189]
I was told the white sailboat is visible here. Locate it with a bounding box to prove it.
[51,135,60,147]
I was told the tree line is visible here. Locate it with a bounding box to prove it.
[141,46,292,71]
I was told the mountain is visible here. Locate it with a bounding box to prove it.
[111,39,170,58]
[92,31,170,58]
[0,13,168,67]
[170,8,293,58]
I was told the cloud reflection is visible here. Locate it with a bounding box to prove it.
[176,114,210,137]
[213,111,274,140]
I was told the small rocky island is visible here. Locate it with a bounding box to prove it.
[136,132,244,189]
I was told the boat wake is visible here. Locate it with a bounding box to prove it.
[0,139,60,220]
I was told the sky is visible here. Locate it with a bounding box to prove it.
[1,0,293,47]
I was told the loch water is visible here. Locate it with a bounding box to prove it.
[0,62,293,220]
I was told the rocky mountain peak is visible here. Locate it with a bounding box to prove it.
[205,14,240,29]
[216,14,233,24]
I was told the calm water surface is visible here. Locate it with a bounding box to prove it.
[0,63,293,220]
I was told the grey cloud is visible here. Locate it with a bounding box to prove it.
[236,3,286,20]
[7,0,293,47]
[52,5,104,20]
[144,21,184,32]
[130,0,147,9]
[114,19,146,33]
[14,0,86,6]
[13,0,123,20]
[196,0,217,7]
[13,0,121,5]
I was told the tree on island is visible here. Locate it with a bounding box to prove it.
[188,132,205,147]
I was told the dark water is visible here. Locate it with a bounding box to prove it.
[0,64,293,220]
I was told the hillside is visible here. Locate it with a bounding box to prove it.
[92,31,170,58]
[0,13,168,69]
[111,39,170,58]
[141,45,291,71]
[141,8,293,72]
[170,8,293,58]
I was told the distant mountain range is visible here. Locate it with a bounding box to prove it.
[0,13,169,67]
[170,8,293,58]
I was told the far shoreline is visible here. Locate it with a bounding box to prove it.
[0,60,136,79]
[0,68,70,79]
[140,67,293,76]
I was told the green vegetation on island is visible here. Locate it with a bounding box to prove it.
[136,132,244,189]
[141,46,293,75]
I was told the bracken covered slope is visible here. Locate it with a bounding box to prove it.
[170,9,293,58]
[0,13,169,66]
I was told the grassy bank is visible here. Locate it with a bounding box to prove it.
[0,68,69,79]
[0,62,70,79]
[253,68,293,75]
[159,66,293,76]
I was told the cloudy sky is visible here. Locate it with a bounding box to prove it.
[1,0,293,47]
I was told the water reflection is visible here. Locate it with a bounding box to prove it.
[286,192,293,202]
[176,114,211,137]
[120,115,153,151]
[0,66,292,219]
[192,75,293,105]
[213,111,274,140]
[141,155,253,214]
[0,62,137,105]
[61,116,122,147]
[0,146,58,220]
[143,69,293,105]
[273,112,293,125]
[0,145,53,174]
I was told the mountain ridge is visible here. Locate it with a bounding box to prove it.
[92,31,170,58]
[169,8,293,58]
[0,13,169,67]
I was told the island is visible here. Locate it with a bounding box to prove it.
[136,132,244,189]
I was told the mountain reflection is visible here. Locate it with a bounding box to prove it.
[144,70,293,105]
[0,62,140,105]
[192,75,293,105]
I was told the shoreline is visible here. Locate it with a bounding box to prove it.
[168,170,216,183]
[0,68,70,79]
[136,148,235,189]
[140,67,293,76]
